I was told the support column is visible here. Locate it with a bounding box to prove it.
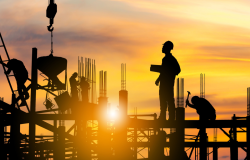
[10,100,21,159]
[134,116,137,160]
[213,147,218,160]
[200,124,207,160]
[171,107,185,159]
[0,106,5,159]
[58,126,65,160]
[230,114,238,160]
[247,116,250,159]
[54,120,58,160]
[29,48,37,158]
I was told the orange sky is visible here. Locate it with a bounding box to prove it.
[0,0,250,159]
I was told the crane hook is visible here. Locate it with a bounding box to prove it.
[47,24,54,32]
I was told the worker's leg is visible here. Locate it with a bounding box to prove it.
[22,85,29,100]
[167,98,175,121]
[159,89,167,120]
[16,76,29,100]
[17,83,27,106]
[166,86,175,121]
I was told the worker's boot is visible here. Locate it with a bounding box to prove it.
[158,110,166,121]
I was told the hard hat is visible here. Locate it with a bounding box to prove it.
[163,41,174,50]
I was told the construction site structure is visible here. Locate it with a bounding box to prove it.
[0,32,250,160]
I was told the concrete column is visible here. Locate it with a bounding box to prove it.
[170,107,185,159]
[247,116,250,159]
[199,125,207,160]
[58,126,65,160]
[230,114,238,160]
[10,105,21,159]
[213,147,218,160]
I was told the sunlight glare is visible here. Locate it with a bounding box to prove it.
[108,110,118,120]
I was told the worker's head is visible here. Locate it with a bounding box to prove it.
[191,96,200,104]
[162,41,174,53]
[72,72,78,78]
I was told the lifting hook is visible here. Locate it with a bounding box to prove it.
[47,24,54,32]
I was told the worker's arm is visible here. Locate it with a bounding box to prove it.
[5,68,11,75]
[186,99,196,109]
[4,62,11,75]
[0,61,7,67]
[155,74,161,86]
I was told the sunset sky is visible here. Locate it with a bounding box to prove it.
[0,0,250,159]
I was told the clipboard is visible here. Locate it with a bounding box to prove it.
[150,65,161,73]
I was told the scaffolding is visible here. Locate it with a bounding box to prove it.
[0,34,249,160]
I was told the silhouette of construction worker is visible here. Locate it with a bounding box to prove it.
[186,96,216,121]
[70,72,79,101]
[79,76,90,103]
[155,41,181,121]
[1,59,29,106]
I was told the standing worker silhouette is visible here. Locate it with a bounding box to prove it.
[1,59,29,106]
[70,72,79,101]
[155,41,181,121]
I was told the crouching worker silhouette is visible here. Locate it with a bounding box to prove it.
[0,59,29,106]
[186,95,216,121]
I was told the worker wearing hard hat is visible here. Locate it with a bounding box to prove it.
[155,41,181,121]
[186,95,216,121]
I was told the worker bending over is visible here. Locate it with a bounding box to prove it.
[186,95,216,121]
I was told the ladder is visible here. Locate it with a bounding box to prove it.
[0,33,29,112]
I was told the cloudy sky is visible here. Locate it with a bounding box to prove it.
[0,0,250,159]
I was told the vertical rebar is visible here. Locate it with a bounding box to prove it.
[78,56,79,81]
[79,60,81,81]
[85,58,87,78]
[104,71,107,97]
[200,74,201,98]
[121,64,123,90]
[248,88,250,116]
[182,78,184,108]
[81,57,83,78]
[99,71,101,97]
[204,74,205,98]
[94,60,96,103]
[92,59,94,103]
[125,63,126,90]
[177,78,179,108]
